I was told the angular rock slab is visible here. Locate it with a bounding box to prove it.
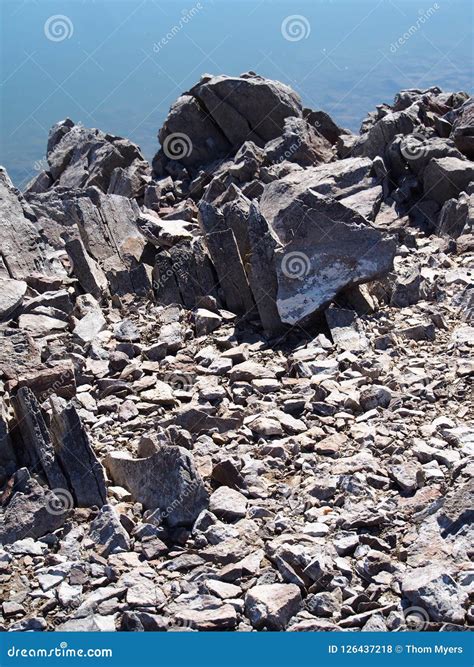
[245,583,302,630]
[50,398,107,508]
[89,504,130,556]
[104,446,208,527]
[0,168,54,280]
[401,564,467,624]
[262,189,396,325]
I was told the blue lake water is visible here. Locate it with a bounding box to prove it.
[1,0,472,188]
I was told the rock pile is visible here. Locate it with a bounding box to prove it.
[0,73,472,632]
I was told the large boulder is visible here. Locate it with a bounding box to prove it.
[0,168,56,280]
[154,72,303,173]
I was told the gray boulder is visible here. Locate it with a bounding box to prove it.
[154,72,302,173]
[0,278,27,320]
[423,157,474,204]
[0,476,69,545]
[103,446,208,527]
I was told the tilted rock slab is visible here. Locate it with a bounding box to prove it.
[260,181,397,326]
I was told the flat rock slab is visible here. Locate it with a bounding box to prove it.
[104,446,208,527]
[209,486,248,521]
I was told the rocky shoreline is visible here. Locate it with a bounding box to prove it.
[0,72,472,632]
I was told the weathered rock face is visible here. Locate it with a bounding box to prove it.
[154,72,303,173]
[451,98,474,159]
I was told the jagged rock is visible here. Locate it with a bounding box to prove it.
[103,446,208,526]
[194,308,222,336]
[0,475,69,544]
[12,387,69,490]
[261,188,396,325]
[6,361,76,400]
[199,202,255,316]
[209,486,247,521]
[49,397,107,508]
[452,98,474,159]
[46,119,145,192]
[65,237,109,300]
[325,307,368,351]
[0,168,54,280]
[436,193,472,238]
[89,504,130,556]
[245,583,302,630]
[137,212,194,248]
[263,116,333,167]
[70,188,150,295]
[0,328,41,379]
